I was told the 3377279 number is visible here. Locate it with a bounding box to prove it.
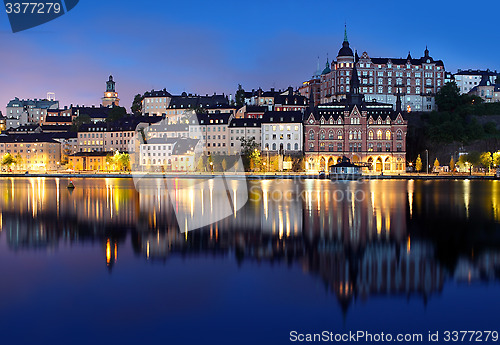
[443,331,499,342]
[5,3,61,14]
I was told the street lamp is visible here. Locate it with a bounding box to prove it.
[425,149,429,174]
[210,161,213,174]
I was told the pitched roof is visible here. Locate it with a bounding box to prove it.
[261,111,303,123]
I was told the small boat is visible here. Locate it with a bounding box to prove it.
[67,181,75,189]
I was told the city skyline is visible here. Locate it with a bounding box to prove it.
[0,0,499,113]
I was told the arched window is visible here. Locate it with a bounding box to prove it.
[349,131,353,140]
[320,130,325,140]
[385,130,391,140]
[396,130,402,140]
[368,130,374,140]
[294,143,299,150]
[377,130,382,140]
[309,130,315,140]
[337,131,343,140]
[358,131,362,140]
[328,131,334,139]
[272,143,276,150]
[287,143,291,150]
[329,143,333,151]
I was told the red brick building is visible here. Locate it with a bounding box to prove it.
[304,64,407,173]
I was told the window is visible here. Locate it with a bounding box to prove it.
[337,143,342,151]
[386,143,391,152]
[377,143,382,152]
[320,131,325,140]
[397,143,402,152]
[368,143,373,152]
[329,143,333,151]
[377,130,382,140]
[328,131,334,139]
[396,130,402,140]
[368,130,374,140]
[309,130,315,140]
[337,131,343,139]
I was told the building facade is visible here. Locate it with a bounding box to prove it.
[261,111,303,154]
[0,134,61,171]
[304,64,407,173]
[299,28,445,112]
[5,98,59,129]
[454,69,499,94]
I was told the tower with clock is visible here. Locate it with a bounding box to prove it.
[102,75,120,107]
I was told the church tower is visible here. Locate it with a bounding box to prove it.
[102,75,120,107]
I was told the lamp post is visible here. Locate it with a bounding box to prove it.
[425,149,429,174]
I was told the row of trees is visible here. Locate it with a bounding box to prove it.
[414,151,500,173]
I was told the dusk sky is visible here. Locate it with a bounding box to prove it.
[0,0,498,113]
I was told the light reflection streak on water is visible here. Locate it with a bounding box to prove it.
[464,180,470,219]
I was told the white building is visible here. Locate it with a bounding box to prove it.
[5,98,59,129]
[228,118,261,155]
[454,69,499,94]
[261,111,303,153]
[140,137,177,167]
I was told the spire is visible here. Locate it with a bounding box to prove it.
[424,46,429,58]
[350,63,360,92]
[407,51,412,60]
[344,23,348,42]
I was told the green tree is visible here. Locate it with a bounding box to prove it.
[433,158,440,172]
[131,94,144,114]
[240,137,259,171]
[14,153,22,170]
[435,82,461,112]
[235,84,245,108]
[450,156,455,172]
[415,154,422,172]
[480,152,493,172]
[249,149,261,171]
[71,114,91,131]
[1,153,15,169]
[493,151,500,167]
[106,106,127,123]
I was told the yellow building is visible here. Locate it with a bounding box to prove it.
[68,152,112,171]
[0,134,61,171]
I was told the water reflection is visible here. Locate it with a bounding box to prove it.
[0,178,499,310]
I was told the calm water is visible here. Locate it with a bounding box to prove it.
[0,177,499,345]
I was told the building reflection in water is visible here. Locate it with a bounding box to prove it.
[0,177,499,311]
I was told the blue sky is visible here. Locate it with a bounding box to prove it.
[0,0,498,113]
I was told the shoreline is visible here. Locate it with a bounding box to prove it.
[0,172,498,180]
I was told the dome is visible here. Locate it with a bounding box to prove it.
[338,41,353,57]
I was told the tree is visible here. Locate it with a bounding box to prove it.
[433,158,440,172]
[1,153,15,169]
[240,137,259,171]
[235,84,245,108]
[71,114,91,131]
[415,154,422,172]
[14,153,22,170]
[493,151,500,167]
[249,149,261,171]
[449,156,455,172]
[131,94,144,114]
[106,106,127,123]
[435,82,461,112]
[480,152,493,173]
